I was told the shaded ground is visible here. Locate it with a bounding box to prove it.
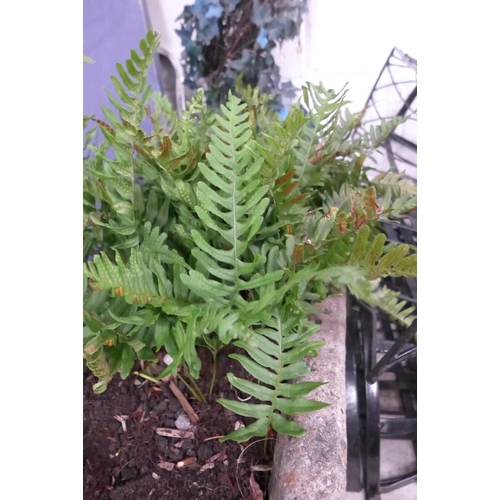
[84,346,273,499]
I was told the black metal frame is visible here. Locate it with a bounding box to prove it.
[353,47,417,182]
[346,265,417,498]
[345,211,417,499]
[366,320,417,384]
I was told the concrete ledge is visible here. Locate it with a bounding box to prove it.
[269,294,347,500]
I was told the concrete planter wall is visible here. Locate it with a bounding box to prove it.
[269,294,347,500]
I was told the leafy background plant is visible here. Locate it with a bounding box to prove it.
[176,0,306,109]
[83,29,416,441]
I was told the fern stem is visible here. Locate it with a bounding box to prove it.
[182,363,207,404]
[176,373,205,404]
[209,349,218,396]
[133,371,158,384]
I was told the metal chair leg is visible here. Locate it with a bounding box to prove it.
[360,305,380,500]
[346,294,363,492]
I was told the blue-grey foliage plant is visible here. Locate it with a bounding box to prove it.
[176,0,306,110]
[83,31,417,443]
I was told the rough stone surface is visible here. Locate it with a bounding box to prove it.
[269,294,347,500]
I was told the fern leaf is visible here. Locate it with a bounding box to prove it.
[256,110,308,186]
[363,233,386,267]
[85,245,191,309]
[348,228,417,279]
[371,171,417,197]
[370,286,416,328]
[218,309,329,442]
[295,83,349,190]
[182,92,284,311]
[156,313,205,381]
[108,29,160,132]
[87,30,160,244]
[372,170,417,215]
[364,116,405,150]
[83,331,110,394]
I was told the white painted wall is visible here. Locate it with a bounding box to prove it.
[276,0,417,112]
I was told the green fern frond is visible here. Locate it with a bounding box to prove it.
[155,317,202,379]
[149,90,215,177]
[218,309,329,442]
[256,110,308,186]
[371,170,416,197]
[105,29,160,132]
[370,286,416,328]
[181,92,284,309]
[311,110,407,192]
[320,182,353,216]
[140,222,190,268]
[372,171,417,215]
[294,82,349,190]
[85,245,191,311]
[308,107,366,174]
[362,116,405,150]
[83,327,111,393]
[252,112,311,234]
[154,305,249,381]
[86,30,160,245]
[311,265,372,303]
[234,74,278,135]
[83,296,160,387]
[348,225,416,279]
[151,92,177,134]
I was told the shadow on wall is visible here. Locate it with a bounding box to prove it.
[158,54,178,111]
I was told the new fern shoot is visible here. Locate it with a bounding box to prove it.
[83,30,417,441]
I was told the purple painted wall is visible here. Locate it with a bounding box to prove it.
[83,0,161,125]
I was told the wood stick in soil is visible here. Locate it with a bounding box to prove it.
[156,428,195,439]
[169,379,199,423]
[134,369,199,422]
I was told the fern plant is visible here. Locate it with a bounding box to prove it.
[83,29,417,442]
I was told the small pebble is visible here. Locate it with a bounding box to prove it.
[175,412,193,430]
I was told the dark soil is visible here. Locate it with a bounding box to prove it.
[84,346,274,499]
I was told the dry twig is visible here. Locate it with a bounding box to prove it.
[169,380,199,423]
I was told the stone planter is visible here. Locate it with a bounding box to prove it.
[269,294,347,500]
